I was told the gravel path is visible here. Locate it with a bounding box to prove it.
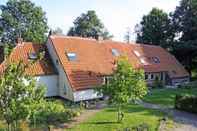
[140,102,197,131]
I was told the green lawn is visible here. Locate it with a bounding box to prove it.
[68,104,167,131]
[143,88,197,106]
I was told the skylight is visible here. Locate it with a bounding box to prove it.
[28,52,37,60]
[140,58,148,65]
[152,57,160,64]
[67,52,77,61]
[133,50,140,57]
[111,49,119,56]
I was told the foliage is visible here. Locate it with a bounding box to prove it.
[171,0,197,74]
[0,0,48,44]
[98,56,147,122]
[124,27,132,43]
[30,100,75,127]
[143,88,197,106]
[51,27,64,35]
[69,104,166,131]
[67,10,113,40]
[135,8,173,49]
[175,94,197,114]
[0,61,46,130]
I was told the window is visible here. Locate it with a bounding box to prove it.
[140,58,148,65]
[64,84,67,95]
[111,49,119,56]
[67,52,77,61]
[56,59,59,65]
[150,74,154,80]
[133,50,140,57]
[145,74,148,80]
[152,57,160,64]
[28,52,37,60]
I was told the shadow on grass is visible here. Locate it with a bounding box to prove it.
[87,121,118,125]
[105,104,164,118]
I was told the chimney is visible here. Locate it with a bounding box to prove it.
[16,38,23,45]
[0,45,4,64]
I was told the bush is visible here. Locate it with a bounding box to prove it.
[175,95,197,114]
[30,101,76,127]
[182,81,197,89]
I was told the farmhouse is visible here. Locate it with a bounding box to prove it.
[0,35,189,101]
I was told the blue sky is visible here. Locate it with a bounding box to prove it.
[0,0,180,41]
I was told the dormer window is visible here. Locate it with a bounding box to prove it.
[111,49,119,56]
[28,52,37,60]
[67,52,77,61]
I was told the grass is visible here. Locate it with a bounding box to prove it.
[143,88,197,106]
[68,104,168,131]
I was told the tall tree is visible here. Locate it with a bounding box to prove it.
[51,27,64,35]
[135,8,173,49]
[98,56,147,122]
[124,27,132,43]
[67,10,113,40]
[171,0,197,75]
[0,0,48,44]
[0,61,46,130]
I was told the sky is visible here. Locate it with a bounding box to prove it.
[0,0,180,41]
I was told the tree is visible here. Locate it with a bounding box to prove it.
[0,60,46,130]
[51,27,64,35]
[98,56,147,122]
[124,27,132,43]
[171,0,197,75]
[0,0,48,45]
[135,8,173,49]
[67,10,113,40]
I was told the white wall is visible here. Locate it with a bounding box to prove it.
[35,75,58,97]
[73,89,103,102]
[46,38,74,101]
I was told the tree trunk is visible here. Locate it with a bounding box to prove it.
[117,104,124,123]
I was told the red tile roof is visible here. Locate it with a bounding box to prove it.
[49,36,189,91]
[0,42,56,76]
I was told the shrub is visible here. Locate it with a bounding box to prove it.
[30,101,76,127]
[182,81,197,89]
[175,95,197,114]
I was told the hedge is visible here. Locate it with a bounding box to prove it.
[175,95,197,114]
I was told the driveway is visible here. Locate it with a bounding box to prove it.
[139,102,197,131]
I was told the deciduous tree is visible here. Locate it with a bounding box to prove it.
[67,10,113,40]
[98,56,147,122]
[171,0,197,75]
[0,60,45,130]
[0,0,48,44]
[135,8,173,49]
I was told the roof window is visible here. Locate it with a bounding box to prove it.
[140,58,147,65]
[152,57,160,64]
[111,49,120,56]
[67,52,77,61]
[133,50,140,57]
[28,52,37,60]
